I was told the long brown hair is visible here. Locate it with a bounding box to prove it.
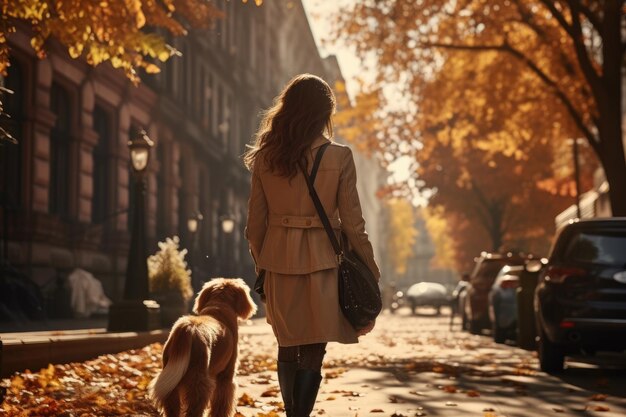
[243,74,336,178]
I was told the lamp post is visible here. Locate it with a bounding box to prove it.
[108,130,161,331]
[187,212,203,291]
[220,215,235,276]
[567,138,585,219]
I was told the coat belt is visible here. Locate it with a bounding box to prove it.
[268,214,341,229]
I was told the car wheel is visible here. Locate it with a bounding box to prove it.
[538,328,565,373]
[492,323,506,344]
[469,319,481,335]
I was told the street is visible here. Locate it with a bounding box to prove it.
[3,309,626,416]
[239,310,626,417]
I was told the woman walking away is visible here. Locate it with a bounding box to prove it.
[244,74,381,417]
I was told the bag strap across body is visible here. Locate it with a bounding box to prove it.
[298,142,344,262]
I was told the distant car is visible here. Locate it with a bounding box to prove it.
[488,265,523,343]
[406,282,448,315]
[535,218,626,373]
[463,252,529,334]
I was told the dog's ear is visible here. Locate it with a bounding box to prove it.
[193,281,216,314]
[229,278,257,319]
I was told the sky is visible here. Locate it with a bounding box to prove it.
[300,0,360,95]
[301,0,418,195]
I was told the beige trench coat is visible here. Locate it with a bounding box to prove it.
[245,136,381,346]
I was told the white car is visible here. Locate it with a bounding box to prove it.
[406,282,448,315]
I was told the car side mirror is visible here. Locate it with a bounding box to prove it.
[525,259,546,273]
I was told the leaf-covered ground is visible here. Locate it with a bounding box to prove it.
[2,311,626,417]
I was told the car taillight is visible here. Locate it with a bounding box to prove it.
[544,266,587,284]
[500,278,518,289]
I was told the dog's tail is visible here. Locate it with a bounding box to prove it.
[149,325,193,403]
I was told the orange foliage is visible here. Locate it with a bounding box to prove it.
[0,0,234,82]
[327,0,618,268]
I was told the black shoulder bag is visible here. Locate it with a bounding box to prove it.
[299,143,382,330]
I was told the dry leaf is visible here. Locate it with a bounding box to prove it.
[592,406,610,412]
[370,409,384,413]
[238,393,256,406]
[466,390,480,397]
[552,407,564,413]
[442,385,457,393]
[261,387,280,398]
[590,394,608,401]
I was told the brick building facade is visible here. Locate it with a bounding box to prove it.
[0,0,344,302]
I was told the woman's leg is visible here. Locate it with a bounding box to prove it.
[278,346,299,417]
[293,343,326,417]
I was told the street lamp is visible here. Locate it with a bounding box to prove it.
[566,138,586,219]
[220,215,235,276]
[187,212,203,291]
[108,129,161,331]
[221,216,235,234]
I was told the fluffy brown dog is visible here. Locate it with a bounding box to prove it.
[149,278,257,417]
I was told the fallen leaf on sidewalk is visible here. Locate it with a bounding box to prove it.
[408,390,427,396]
[441,385,457,393]
[465,390,480,397]
[590,394,608,401]
[325,396,336,401]
[445,402,457,407]
[592,405,610,412]
[552,407,564,412]
[261,387,280,397]
[324,368,347,379]
[256,411,280,417]
[370,409,384,413]
[238,393,256,406]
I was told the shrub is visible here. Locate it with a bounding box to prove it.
[148,236,193,302]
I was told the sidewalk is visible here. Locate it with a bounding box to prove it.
[0,318,169,378]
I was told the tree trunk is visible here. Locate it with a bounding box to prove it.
[601,134,626,216]
[597,0,626,216]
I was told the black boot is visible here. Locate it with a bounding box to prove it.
[292,369,322,417]
[278,361,298,417]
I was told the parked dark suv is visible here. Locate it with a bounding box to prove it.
[463,252,530,334]
[535,218,626,373]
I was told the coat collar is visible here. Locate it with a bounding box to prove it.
[311,135,331,149]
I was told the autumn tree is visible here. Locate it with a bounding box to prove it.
[385,197,418,276]
[332,0,626,215]
[0,0,226,82]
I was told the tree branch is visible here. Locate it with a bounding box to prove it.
[568,0,602,31]
[418,40,600,155]
[564,1,606,107]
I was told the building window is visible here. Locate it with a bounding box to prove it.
[177,155,187,246]
[156,143,167,241]
[202,72,213,130]
[0,60,25,210]
[92,105,111,224]
[49,82,72,218]
[127,125,139,230]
